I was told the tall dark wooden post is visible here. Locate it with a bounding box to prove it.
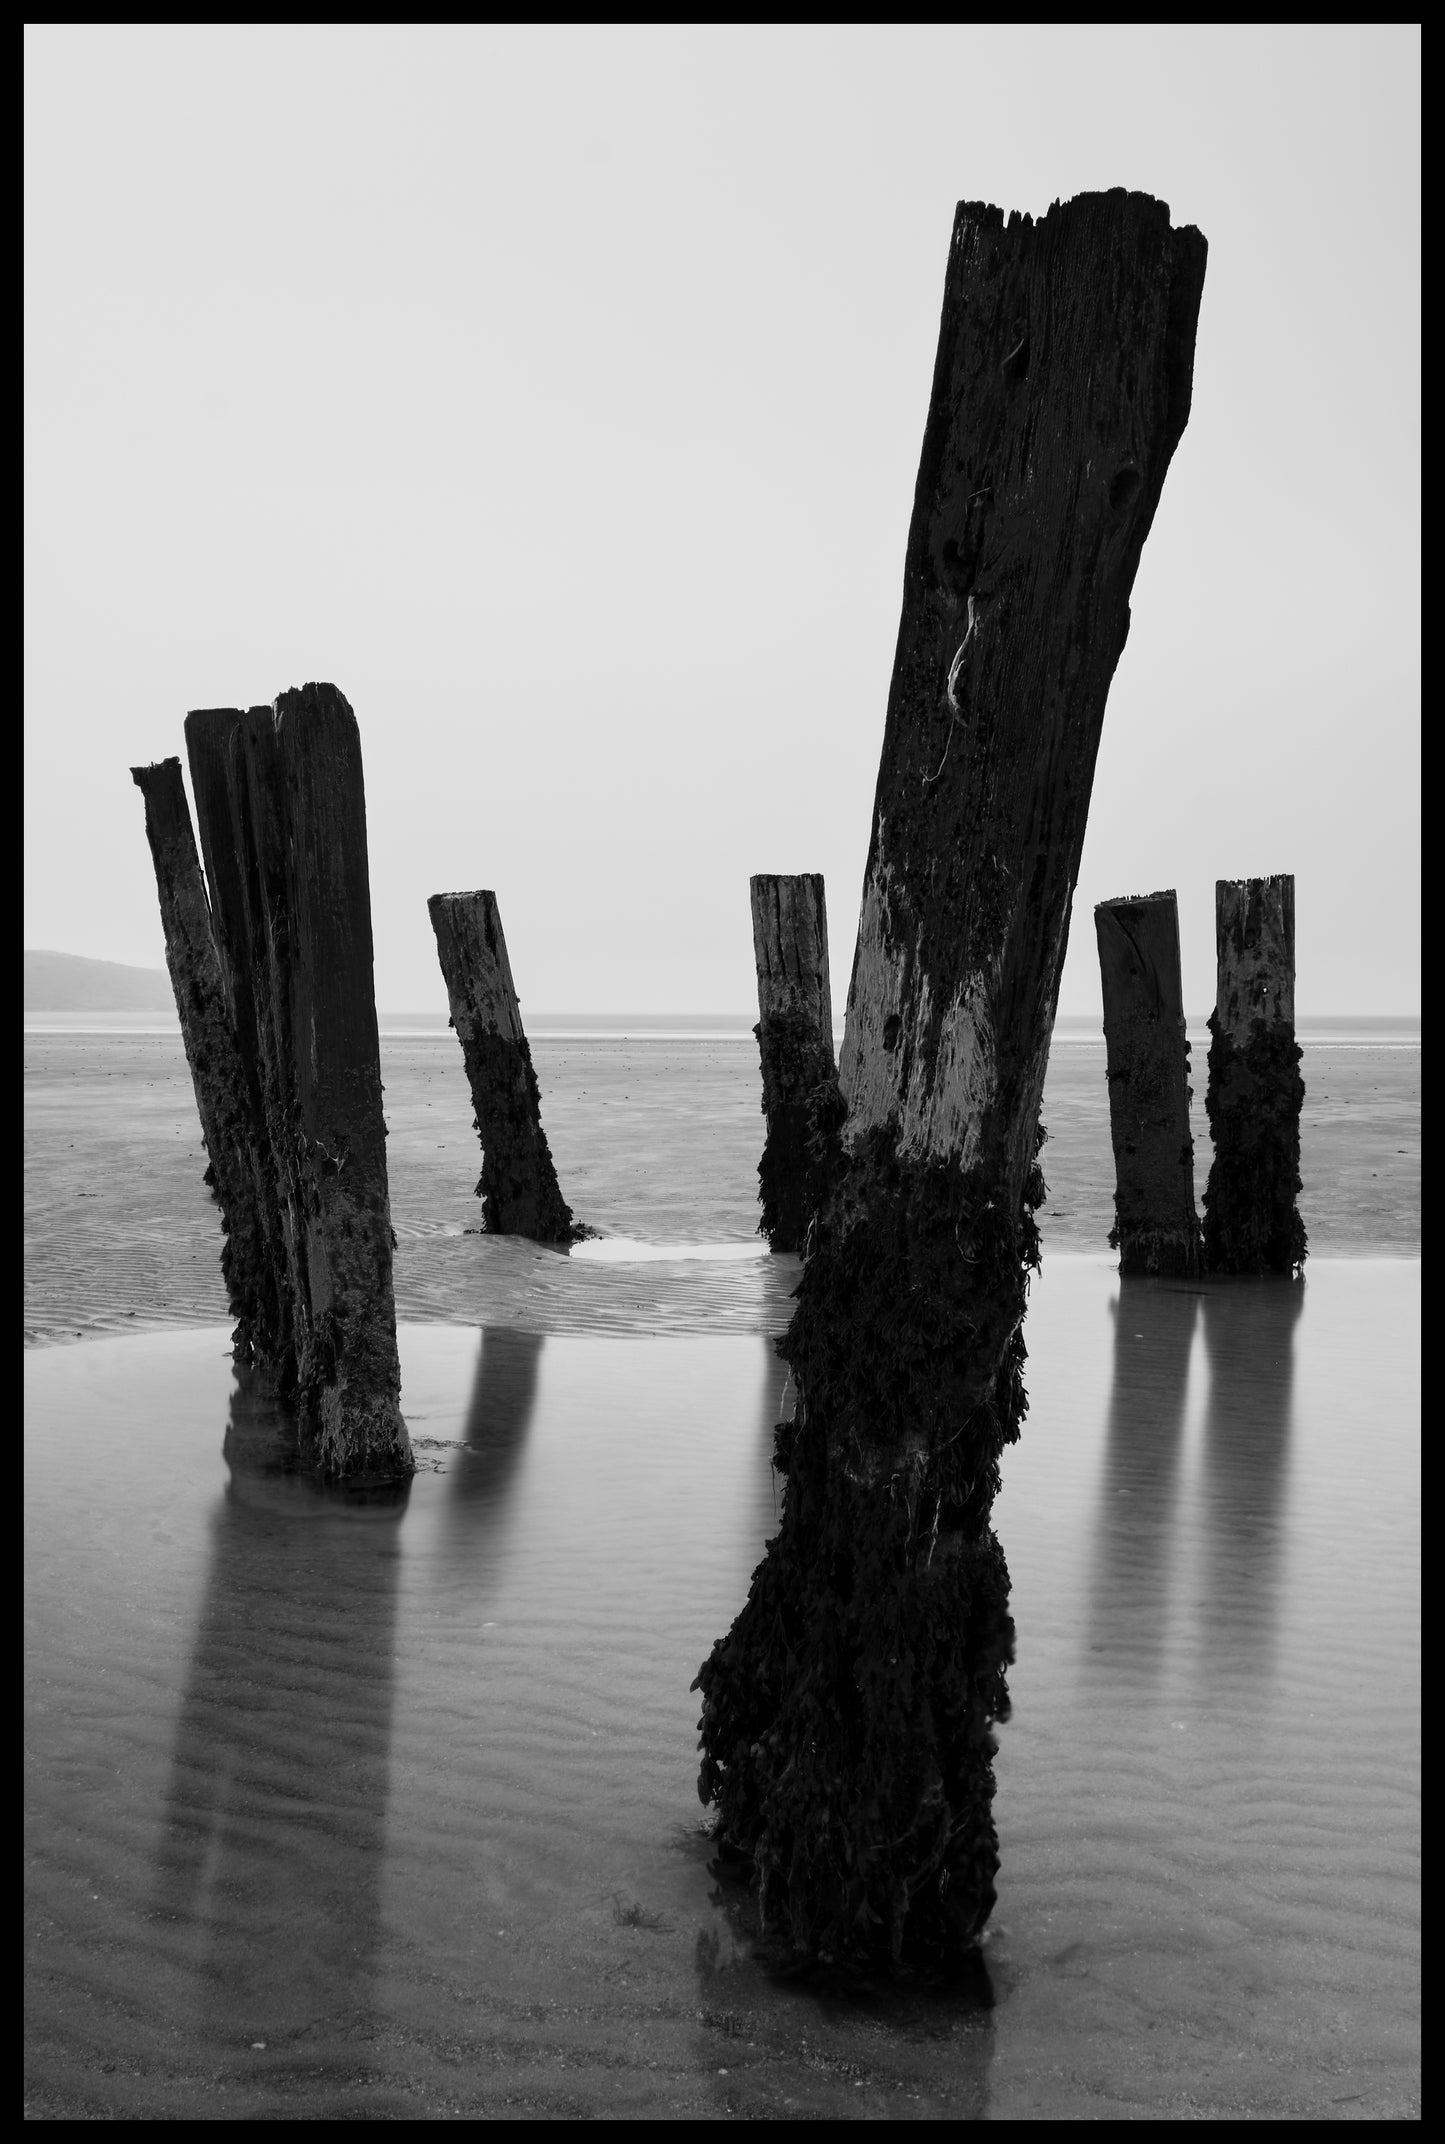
[694,190,1207,1973]
[259,687,410,1477]
[1094,889,1201,1275]
[750,872,836,1252]
[427,889,581,1243]
[169,687,411,1481]
[183,709,293,1378]
[129,756,272,1363]
[1202,874,1306,1273]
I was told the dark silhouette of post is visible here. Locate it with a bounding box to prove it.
[427,889,581,1243]
[266,688,410,1474]
[1094,889,1201,1275]
[129,756,273,1364]
[183,709,294,1378]
[137,687,412,1481]
[1202,874,1306,1273]
[694,190,1207,1975]
[750,873,836,1251]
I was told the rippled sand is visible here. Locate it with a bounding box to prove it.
[25,1261,1418,2118]
[22,1029,1422,1347]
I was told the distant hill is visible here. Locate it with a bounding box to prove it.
[25,949,175,1012]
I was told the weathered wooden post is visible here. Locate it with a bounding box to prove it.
[1202,874,1306,1273]
[750,873,836,1252]
[427,889,581,1243]
[170,687,412,1481]
[129,756,273,1364]
[1094,889,1201,1275]
[183,708,294,1380]
[255,686,411,1477]
[694,190,1206,1973]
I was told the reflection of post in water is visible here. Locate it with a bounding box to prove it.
[1196,1279,1303,1686]
[445,1325,544,1524]
[1087,1280,1199,1683]
[150,1371,408,2061]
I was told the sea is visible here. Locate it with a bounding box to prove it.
[24,1012,1420,2118]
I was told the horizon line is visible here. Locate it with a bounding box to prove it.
[24,1007,1423,1027]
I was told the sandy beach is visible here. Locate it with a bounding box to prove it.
[22,1024,1421,1347]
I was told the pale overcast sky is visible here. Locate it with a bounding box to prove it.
[24,25,1419,1015]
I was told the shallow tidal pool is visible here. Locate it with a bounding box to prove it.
[25,1258,1419,2119]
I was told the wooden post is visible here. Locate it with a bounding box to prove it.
[185,688,411,1481]
[183,709,293,1380]
[223,707,308,1384]
[427,889,581,1243]
[1202,874,1306,1273]
[750,872,836,1252]
[129,756,272,1364]
[183,707,305,1399]
[273,685,410,1477]
[1094,889,1201,1275]
[694,190,1206,1974]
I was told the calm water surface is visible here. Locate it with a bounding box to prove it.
[25,1259,1418,2119]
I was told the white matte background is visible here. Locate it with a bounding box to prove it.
[24,25,1419,1016]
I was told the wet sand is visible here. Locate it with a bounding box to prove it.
[23,1029,1421,1347]
[25,1261,1418,2119]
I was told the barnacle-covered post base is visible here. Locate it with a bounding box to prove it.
[696,1130,1041,1969]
